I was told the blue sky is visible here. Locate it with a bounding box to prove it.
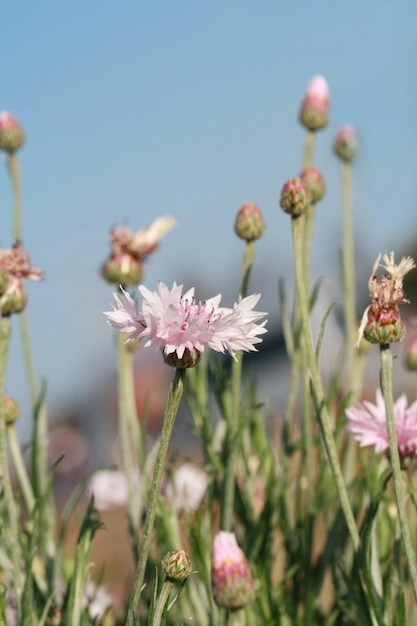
[1,2,417,436]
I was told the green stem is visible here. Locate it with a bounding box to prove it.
[291,216,360,550]
[19,309,38,409]
[117,332,140,529]
[0,318,23,600]
[126,368,185,625]
[7,152,22,242]
[221,241,255,531]
[152,580,174,626]
[7,422,35,515]
[227,608,246,626]
[302,130,316,169]
[379,344,417,602]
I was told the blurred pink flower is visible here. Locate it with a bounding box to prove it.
[87,469,139,510]
[105,281,267,360]
[0,243,43,281]
[109,216,176,261]
[211,531,257,609]
[345,389,417,457]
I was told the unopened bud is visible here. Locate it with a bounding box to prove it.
[334,125,358,162]
[234,203,265,241]
[162,550,193,581]
[299,76,330,131]
[211,532,257,609]
[3,394,20,425]
[0,112,25,153]
[0,277,27,315]
[163,348,201,369]
[280,177,309,217]
[405,335,417,371]
[300,166,326,203]
[101,254,143,286]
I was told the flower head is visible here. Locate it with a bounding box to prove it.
[234,202,265,241]
[101,217,176,286]
[0,111,25,153]
[280,177,310,217]
[87,469,139,510]
[0,243,43,316]
[165,463,209,511]
[334,124,358,162]
[356,252,415,346]
[346,389,417,458]
[299,75,330,131]
[300,166,326,203]
[104,281,267,366]
[162,550,193,581]
[211,532,257,609]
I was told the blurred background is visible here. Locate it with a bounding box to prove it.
[1,1,417,467]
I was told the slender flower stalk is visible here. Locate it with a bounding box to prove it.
[379,345,417,602]
[126,368,185,624]
[7,422,35,515]
[290,215,361,550]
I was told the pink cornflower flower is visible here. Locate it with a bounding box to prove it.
[211,531,257,609]
[104,281,267,366]
[0,242,43,281]
[345,389,417,458]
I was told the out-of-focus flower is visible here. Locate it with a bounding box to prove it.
[280,177,310,217]
[211,531,257,609]
[165,463,209,511]
[104,281,267,368]
[87,469,139,510]
[345,389,417,458]
[234,202,265,241]
[334,124,358,162]
[83,579,113,620]
[299,75,330,131]
[356,252,415,346]
[300,166,326,203]
[0,243,43,316]
[0,111,25,153]
[405,332,417,371]
[101,217,176,286]
[162,550,193,582]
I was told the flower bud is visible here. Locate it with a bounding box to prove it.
[211,531,257,609]
[300,166,326,203]
[405,335,417,371]
[0,112,25,153]
[162,550,193,581]
[280,177,309,217]
[299,75,330,131]
[101,254,143,286]
[234,203,265,242]
[3,394,20,425]
[0,277,27,315]
[334,125,358,162]
[163,348,201,369]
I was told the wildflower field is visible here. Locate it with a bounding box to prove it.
[1,73,417,626]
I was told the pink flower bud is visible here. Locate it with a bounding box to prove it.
[162,550,193,581]
[299,75,330,131]
[280,177,310,217]
[405,334,417,372]
[0,112,25,153]
[3,394,20,426]
[211,531,257,609]
[334,125,358,162]
[101,253,143,286]
[300,166,326,203]
[0,276,27,316]
[234,202,265,241]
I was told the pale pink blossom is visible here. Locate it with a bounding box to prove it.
[305,75,329,99]
[165,463,209,511]
[87,469,139,510]
[109,216,176,260]
[0,243,43,281]
[104,281,267,360]
[345,389,417,457]
[211,531,257,608]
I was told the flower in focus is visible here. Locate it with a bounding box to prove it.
[87,469,139,510]
[162,550,193,582]
[0,111,25,153]
[356,252,415,346]
[104,281,267,367]
[165,463,209,511]
[211,531,257,609]
[101,216,176,285]
[345,389,417,458]
[299,75,330,131]
[0,243,43,315]
[334,124,358,162]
